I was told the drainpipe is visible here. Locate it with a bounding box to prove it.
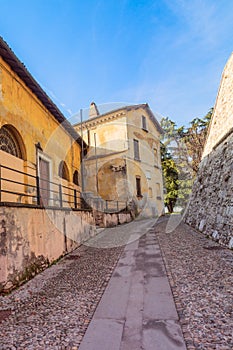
[80,109,85,192]
[94,132,98,195]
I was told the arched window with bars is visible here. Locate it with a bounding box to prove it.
[0,124,26,159]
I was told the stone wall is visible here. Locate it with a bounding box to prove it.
[202,53,233,158]
[184,132,233,248]
[0,206,96,292]
[93,210,132,227]
[185,52,233,248]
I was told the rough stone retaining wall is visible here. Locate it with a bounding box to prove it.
[184,132,233,248]
[202,52,233,158]
[0,206,96,292]
[93,210,132,227]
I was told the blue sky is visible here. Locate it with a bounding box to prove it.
[0,0,233,126]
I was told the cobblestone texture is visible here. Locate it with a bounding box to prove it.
[156,217,233,350]
[0,243,123,349]
[1,218,232,350]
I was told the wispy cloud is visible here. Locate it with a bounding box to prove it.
[164,0,233,51]
[36,79,73,117]
[165,0,217,47]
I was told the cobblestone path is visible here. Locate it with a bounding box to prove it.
[0,216,232,350]
[0,243,123,350]
[156,216,233,350]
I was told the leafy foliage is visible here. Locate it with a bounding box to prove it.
[160,142,179,213]
[160,108,212,212]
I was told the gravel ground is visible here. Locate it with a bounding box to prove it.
[155,216,233,350]
[0,243,123,350]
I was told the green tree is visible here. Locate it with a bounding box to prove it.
[160,108,212,212]
[161,108,212,175]
[160,142,179,213]
[182,108,213,174]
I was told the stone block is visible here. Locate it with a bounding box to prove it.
[228,237,233,249]
[118,213,127,224]
[212,230,220,241]
[199,219,205,232]
[105,213,118,227]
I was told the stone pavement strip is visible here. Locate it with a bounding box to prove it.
[79,219,187,350]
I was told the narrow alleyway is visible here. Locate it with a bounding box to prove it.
[0,217,232,350]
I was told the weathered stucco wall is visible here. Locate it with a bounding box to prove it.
[0,207,96,292]
[0,57,81,190]
[184,124,233,248]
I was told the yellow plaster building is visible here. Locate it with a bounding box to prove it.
[0,37,97,293]
[74,103,164,217]
[0,37,85,207]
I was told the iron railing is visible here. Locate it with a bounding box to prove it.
[83,195,128,213]
[0,164,129,213]
[0,164,82,209]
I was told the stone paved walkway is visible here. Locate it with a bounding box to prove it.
[79,220,186,350]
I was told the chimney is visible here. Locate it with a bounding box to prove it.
[89,102,100,118]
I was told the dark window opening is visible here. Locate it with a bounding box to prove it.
[87,130,90,145]
[136,176,142,197]
[154,148,158,164]
[73,170,79,186]
[59,161,69,181]
[149,187,153,198]
[39,157,50,206]
[133,139,140,160]
[142,115,147,131]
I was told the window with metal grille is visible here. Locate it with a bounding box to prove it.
[133,139,140,160]
[0,125,22,158]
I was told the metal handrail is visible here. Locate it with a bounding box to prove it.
[1,177,37,189]
[0,164,37,178]
[0,163,82,209]
[0,163,128,213]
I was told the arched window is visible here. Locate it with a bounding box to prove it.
[58,161,69,181]
[0,125,25,159]
[73,170,79,186]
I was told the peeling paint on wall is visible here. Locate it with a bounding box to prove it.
[0,206,96,293]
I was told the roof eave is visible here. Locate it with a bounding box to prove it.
[0,36,86,148]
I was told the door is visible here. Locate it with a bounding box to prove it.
[39,157,50,206]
